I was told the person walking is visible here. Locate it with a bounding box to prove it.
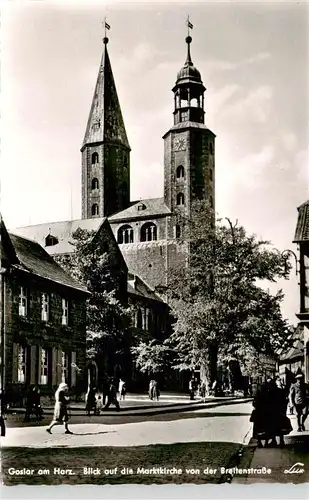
[46,382,73,434]
[104,379,120,411]
[289,372,309,432]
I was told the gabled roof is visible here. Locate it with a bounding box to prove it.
[8,233,88,293]
[109,197,171,222]
[81,40,130,151]
[0,217,87,293]
[294,200,309,242]
[10,218,105,255]
[127,275,165,304]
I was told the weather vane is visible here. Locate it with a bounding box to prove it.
[186,15,193,36]
[103,17,111,39]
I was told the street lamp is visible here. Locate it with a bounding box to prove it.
[281,249,299,279]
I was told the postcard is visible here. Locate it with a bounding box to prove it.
[0,1,308,499]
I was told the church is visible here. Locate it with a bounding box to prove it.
[11,28,215,363]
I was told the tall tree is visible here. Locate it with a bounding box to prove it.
[55,228,132,381]
[163,200,291,391]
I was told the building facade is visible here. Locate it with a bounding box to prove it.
[0,218,88,401]
[293,200,309,382]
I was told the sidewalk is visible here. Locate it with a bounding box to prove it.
[234,414,309,484]
[8,395,251,417]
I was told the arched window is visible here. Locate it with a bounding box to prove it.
[91,152,99,164]
[91,203,99,216]
[175,225,181,239]
[117,224,134,244]
[136,309,143,329]
[91,178,99,190]
[141,222,157,242]
[176,165,185,179]
[123,156,128,169]
[209,143,213,155]
[176,193,185,206]
[210,196,214,209]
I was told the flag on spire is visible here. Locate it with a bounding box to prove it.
[105,21,111,30]
[187,16,193,30]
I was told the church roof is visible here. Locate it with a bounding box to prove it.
[108,197,171,222]
[293,200,309,242]
[127,275,165,303]
[81,38,130,151]
[10,218,105,255]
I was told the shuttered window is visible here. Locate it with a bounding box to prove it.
[18,287,27,317]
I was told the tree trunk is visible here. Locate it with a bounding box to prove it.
[200,343,218,395]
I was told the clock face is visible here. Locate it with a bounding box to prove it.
[174,137,186,152]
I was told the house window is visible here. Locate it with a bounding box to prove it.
[91,152,99,164]
[62,298,69,326]
[18,287,27,317]
[17,345,27,383]
[136,309,143,329]
[61,351,69,383]
[176,193,185,205]
[45,234,59,247]
[40,348,48,385]
[91,178,99,190]
[91,203,99,216]
[176,165,185,179]
[117,225,134,244]
[176,225,181,239]
[41,293,49,322]
[141,222,157,242]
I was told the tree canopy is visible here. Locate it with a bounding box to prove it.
[133,201,292,388]
[55,228,132,374]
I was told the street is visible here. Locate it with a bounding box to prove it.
[1,400,308,485]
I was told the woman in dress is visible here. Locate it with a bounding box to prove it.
[46,383,72,434]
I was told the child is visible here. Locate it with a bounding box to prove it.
[95,395,103,415]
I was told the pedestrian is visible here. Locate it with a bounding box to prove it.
[250,378,292,448]
[102,376,109,406]
[289,372,309,432]
[118,378,126,400]
[149,379,155,400]
[96,395,103,415]
[24,385,34,422]
[85,384,97,416]
[104,378,120,411]
[189,376,195,400]
[152,380,159,401]
[32,386,43,422]
[46,382,73,434]
[200,381,206,402]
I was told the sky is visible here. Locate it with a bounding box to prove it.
[0,0,308,324]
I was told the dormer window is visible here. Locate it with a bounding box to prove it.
[137,203,146,211]
[45,234,59,247]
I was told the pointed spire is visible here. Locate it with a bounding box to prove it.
[81,36,130,151]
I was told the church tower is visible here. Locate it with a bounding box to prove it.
[163,33,215,218]
[81,36,131,219]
